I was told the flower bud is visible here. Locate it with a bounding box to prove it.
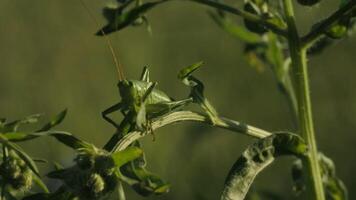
[86,173,105,196]
[0,152,33,191]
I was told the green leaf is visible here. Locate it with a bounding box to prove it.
[33,175,50,193]
[178,62,220,124]
[221,133,307,200]
[0,114,42,133]
[37,109,67,132]
[265,33,297,114]
[177,61,204,80]
[111,146,143,167]
[119,142,170,196]
[97,0,167,35]
[209,11,262,43]
[4,131,91,150]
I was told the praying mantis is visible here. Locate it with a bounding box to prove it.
[78,1,195,195]
[78,0,193,151]
[101,65,193,150]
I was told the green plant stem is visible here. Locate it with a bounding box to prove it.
[189,0,288,36]
[117,181,126,200]
[112,111,272,152]
[282,0,325,200]
[301,0,356,48]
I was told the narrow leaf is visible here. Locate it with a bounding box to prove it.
[177,61,204,80]
[4,131,91,150]
[33,175,50,193]
[111,146,143,167]
[119,142,170,196]
[37,109,67,132]
[1,114,42,133]
[209,11,262,43]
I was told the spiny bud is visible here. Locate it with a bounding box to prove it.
[86,173,105,196]
[325,16,351,39]
[0,152,33,191]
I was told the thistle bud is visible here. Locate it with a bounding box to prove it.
[325,17,350,39]
[86,173,105,197]
[0,152,33,191]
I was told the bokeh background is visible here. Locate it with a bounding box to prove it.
[0,1,355,199]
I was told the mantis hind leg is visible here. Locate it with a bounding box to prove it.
[146,97,193,118]
[102,102,124,128]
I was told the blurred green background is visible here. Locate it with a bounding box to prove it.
[0,1,355,199]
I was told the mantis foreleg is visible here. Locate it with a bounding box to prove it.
[102,102,124,128]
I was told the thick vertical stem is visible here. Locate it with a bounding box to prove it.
[282,0,325,200]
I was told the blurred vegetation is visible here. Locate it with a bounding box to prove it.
[0,0,355,199]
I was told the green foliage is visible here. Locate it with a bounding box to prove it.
[1,0,355,199]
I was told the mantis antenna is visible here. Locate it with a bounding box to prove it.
[78,0,125,81]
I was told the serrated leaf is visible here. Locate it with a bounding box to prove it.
[111,146,143,167]
[221,133,307,200]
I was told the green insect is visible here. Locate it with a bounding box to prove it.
[102,65,192,148]
[90,35,191,152]
[79,0,192,150]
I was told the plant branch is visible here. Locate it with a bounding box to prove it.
[282,0,325,199]
[112,111,272,152]
[188,0,288,36]
[301,0,356,48]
